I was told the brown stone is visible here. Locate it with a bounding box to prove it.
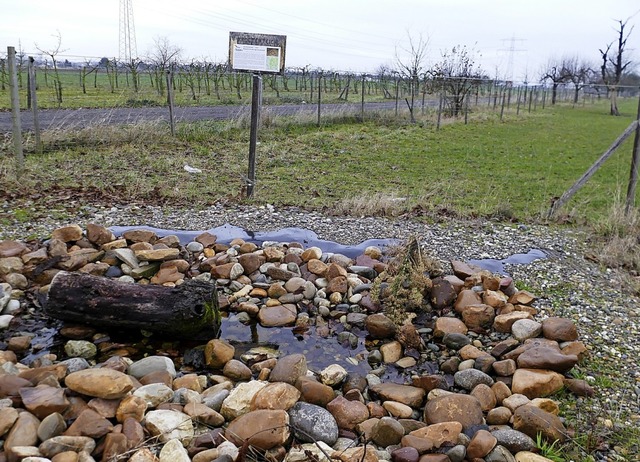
[52,225,83,243]
[86,223,114,246]
[430,277,458,309]
[183,402,225,427]
[466,429,497,459]
[369,383,425,408]
[38,436,96,459]
[122,229,157,243]
[493,311,532,333]
[0,240,28,258]
[486,406,512,425]
[542,317,578,342]
[19,385,70,419]
[258,304,297,327]
[251,382,301,411]
[307,259,328,276]
[326,275,348,294]
[470,383,497,411]
[561,341,588,361]
[412,375,448,392]
[135,248,179,262]
[64,368,133,399]
[511,369,564,399]
[238,253,265,274]
[296,377,335,407]
[223,359,253,381]
[0,407,19,437]
[516,346,578,373]
[0,374,33,398]
[173,373,203,392]
[401,434,435,454]
[433,317,468,338]
[326,395,369,430]
[513,405,567,443]
[195,232,217,247]
[122,417,145,448]
[423,394,483,430]
[450,260,479,279]
[51,451,80,462]
[325,262,347,280]
[204,339,235,369]
[454,289,482,313]
[269,354,308,385]
[139,370,173,387]
[116,395,148,423]
[508,290,537,305]
[225,409,290,450]
[563,378,595,397]
[459,344,489,360]
[102,432,129,461]
[365,313,397,339]
[493,358,517,376]
[4,411,40,453]
[410,421,462,448]
[64,409,113,438]
[462,304,496,329]
[22,247,49,265]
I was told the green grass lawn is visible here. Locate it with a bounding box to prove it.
[1,97,638,224]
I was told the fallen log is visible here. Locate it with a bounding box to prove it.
[44,271,220,337]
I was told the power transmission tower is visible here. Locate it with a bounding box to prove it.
[119,0,137,63]
[499,35,526,82]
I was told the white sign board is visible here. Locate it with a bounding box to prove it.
[229,32,286,74]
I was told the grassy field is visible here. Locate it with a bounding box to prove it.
[2,96,637,224]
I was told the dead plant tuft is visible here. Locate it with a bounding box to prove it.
[371,236,442,328]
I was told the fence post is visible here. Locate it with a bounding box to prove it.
[8,46,24,177]
[247,74,262,198]
[317,74,322,127]
[624,92,640,214]
[395,77,399,117]
[500,90,506,121]
[28,57,42,154]
[166,70,176,136]
[361,74,366,121]
[436,90,444,130]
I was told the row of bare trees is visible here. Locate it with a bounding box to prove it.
[541,17,635,115]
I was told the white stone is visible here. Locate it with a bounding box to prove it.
[220,380,268,421]
[217,441,240,460]
[64,340,97,359]
[129,355,177,379]
[319,364,348,386]
[144,410,194,445]
[159,438,190,462]
[134,383,175,407]
[284,442,333,461]
[2,299,21,315]
[511,319,543,341]
[0,314,14,330]
[113,248,140,268]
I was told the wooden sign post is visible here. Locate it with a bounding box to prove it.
[229,32,286,198]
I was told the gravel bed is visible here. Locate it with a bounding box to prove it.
[2,202,640,453]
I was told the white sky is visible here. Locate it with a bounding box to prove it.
[1,0,638,83]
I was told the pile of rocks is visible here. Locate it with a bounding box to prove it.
[0,223,593,462]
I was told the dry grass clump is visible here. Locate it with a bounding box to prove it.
[372,237,443,328]
[333,192,410,217]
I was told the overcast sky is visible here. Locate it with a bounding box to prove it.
[1,0,638,83]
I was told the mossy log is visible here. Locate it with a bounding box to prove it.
[45,271,219,336]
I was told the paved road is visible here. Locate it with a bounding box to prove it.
[0,101,405,132]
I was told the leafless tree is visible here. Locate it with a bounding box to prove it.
[148,36,182,95]
[35,31,66,105]
[600,18,634,115]
[429,45,484,116]
[563,56,594,104]
[540,57,569,105]
[395,32,429,122]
